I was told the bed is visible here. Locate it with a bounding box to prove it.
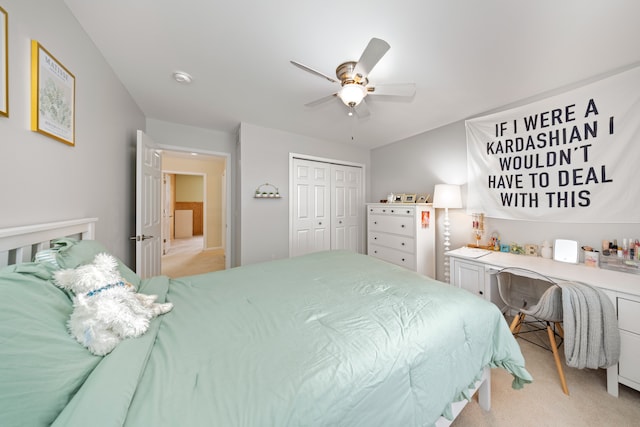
[0,218,532,427]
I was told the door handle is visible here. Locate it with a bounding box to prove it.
[129,235,154,241]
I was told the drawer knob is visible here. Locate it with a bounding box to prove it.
[401,242,405,246]
[374,237,377,240]
[339,220,343,224]
[479,291,484,295]
[401,225,405,228]
[318,222,322,225]
[401,258,405,262]
[374,221,377,225]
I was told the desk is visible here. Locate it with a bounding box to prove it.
[446,247,640,397]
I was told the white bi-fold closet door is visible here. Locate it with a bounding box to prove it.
[290,157,364,257]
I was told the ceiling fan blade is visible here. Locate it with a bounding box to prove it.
[354,99,370,118]
[353,38,390,78]
[368,83,416,97]
[304,93,338,107]
[290,60,337,83]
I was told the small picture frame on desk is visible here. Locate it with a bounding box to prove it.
[402,194,416,203]
[524,244,538,256]
[393,194,404,203]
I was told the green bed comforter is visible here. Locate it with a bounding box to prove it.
[52,251,531,427]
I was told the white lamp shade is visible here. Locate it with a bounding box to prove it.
[338,83,367,106]
[432,184,462,209]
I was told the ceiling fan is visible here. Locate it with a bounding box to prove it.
[290,38,416,117]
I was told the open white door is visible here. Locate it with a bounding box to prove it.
[134,130,162,278]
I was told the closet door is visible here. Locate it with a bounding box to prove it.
[291,158,331,256]
[331,164,362,252]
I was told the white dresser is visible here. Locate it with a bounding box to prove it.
[367,203,435,278]
[447,248,640,397]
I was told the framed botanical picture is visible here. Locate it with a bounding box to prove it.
[417,194,430,203]
[31,40,75,145]
[393,194,404,203]
[0,6,7,117]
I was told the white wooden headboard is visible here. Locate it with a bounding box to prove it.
[0,218,98,268]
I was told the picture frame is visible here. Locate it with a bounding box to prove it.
[31,40,75,145]
[402,194,417,203]
[524,244,539,257]
[0,6,7,117]
[393,194,404,203]
[416,194,430,203]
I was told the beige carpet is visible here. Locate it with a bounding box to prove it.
[452,326,640,426]
[161,236,225,278]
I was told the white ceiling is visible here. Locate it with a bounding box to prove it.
[63,0,640,149]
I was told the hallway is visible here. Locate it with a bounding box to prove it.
[161,236,225,278]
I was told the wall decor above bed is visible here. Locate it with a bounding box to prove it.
[30,40,75,146]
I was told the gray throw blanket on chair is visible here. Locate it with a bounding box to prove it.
[559,281,620,369]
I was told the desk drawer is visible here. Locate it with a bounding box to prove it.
[368,232,414,254]
[618,298,640,334]
[619,330,640,384]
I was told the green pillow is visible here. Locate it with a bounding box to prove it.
[0,264,102,426]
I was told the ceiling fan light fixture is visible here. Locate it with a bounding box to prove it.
[338,83,366,107]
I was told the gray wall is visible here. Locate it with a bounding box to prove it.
[0,0,145,266]
[238,122,371,265]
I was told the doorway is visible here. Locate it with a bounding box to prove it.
[160,150,229,277]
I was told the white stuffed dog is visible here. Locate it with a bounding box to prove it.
[54,253,173,356]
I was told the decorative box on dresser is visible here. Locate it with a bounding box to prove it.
[366,203,435,278]
[447,248,640,397]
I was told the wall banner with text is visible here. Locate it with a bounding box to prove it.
[466,66,640,223]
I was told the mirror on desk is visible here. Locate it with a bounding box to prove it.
[553,239,579,264]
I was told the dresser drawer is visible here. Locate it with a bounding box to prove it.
[368,232,415,254]
[619,330,640,384]
[368,244,417,270]
[368,206,414,216]
[618,298,640,334]
[368,215,414,236]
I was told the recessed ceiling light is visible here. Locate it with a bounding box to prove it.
[173,71,193,84]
